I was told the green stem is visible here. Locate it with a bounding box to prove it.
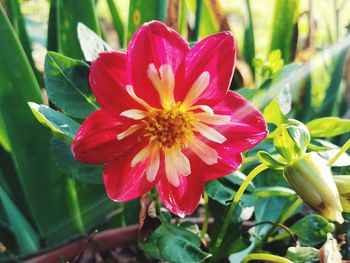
[242,253,293,263]
[200,192,209,239]
[328,138,350,167]
[211,164,268,260]
[193,0,203,41]
[278,196,302,224]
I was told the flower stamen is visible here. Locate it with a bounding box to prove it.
[142,103,196,149]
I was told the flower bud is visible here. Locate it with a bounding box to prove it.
[274,119,310,161]
[284,152,343,223]
[333,175,350,212]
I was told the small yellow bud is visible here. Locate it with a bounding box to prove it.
[333,175,350,212]
[284,152,343,223]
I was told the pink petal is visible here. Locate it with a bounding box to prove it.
[157,157,204,217]
[204,156,241,181]
[128,21,189,107]
[175,32,236,106]
[191,91,267,180]
[72,110,141,164]
[186,147,241,181]
[104,144,157,202]
[90,52,140,116]
[212,91,268,152]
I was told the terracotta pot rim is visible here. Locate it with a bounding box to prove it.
[23,224,139,263]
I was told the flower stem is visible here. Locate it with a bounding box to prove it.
[201,191,209,239]
[328,138,350,167]
[242,253,293,263]
[211,164,268,260]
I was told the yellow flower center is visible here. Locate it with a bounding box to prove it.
[142,103,195,149]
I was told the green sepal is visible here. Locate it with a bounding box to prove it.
[257,151,286,170]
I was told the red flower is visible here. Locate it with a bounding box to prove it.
[72,21,267,217]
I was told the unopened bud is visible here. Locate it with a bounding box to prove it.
[284,152,343,223]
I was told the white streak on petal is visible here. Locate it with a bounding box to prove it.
[192,122,227,144]
[183,71,210,106]
[176,152,191,176]
[148,64,175,106]
[117,124,142,140]
[165,150,180,187]
[195,113,231,125]
[159,64,175,105]
[120,109,148,120]
[147,64,162,92]
[146,147,160,182]
[131,144,151,167]
[126,85,152,110]
[189,139,218,165]
[188,105,214,116]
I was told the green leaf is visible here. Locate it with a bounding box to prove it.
[253,64,301,109]
[139,223,211,263]
[229,242,256,263]
[0,7,84,245]
[77,22,112,62]
[187,0,219,39]
[270,0,300,62]
[0,116,11,152]
[51,138,103,184]
[44,52,98,118]
[254,194,298,238]
[178,0,188,37]
[57,0,101,59]
[47,0,58,52]
[318,47,349,117]
[242,0,255,75]
[313,139,350,167]
[263,99,286,128]
[224,172,255,193]
[0,185,39,254]
[290,215,334,246]
[285,246,318,263]
[106,0,125,47]
[127,0,160,43]
[4,0,41,83]
[257,151,286,170]
[29,103,80,141]
[306,117,350,138]
[205,180,235,205]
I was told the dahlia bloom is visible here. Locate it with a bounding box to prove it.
[72,21,267,217]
